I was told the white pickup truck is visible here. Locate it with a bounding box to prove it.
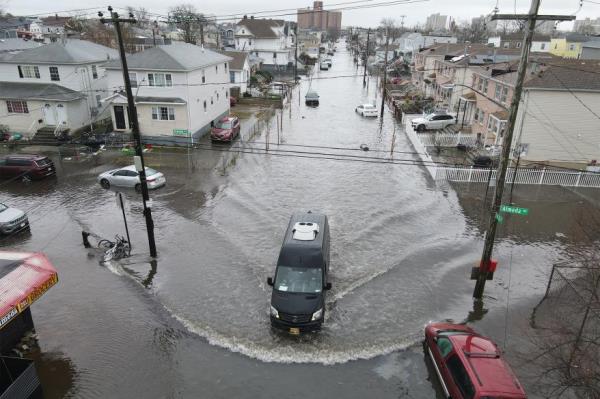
[411,112,457,132]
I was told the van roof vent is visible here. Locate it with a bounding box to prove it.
[292,222,319,241]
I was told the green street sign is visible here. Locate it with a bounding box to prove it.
[495,213,504,223]
[173,129,190,137]
[500,204,529,216]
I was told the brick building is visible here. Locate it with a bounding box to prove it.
[297,1,342,31]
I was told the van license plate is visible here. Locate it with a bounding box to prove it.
[289,328,300,335]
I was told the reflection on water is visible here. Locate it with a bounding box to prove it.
[28,349,77,399]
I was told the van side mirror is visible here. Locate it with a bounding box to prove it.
[267,277,274,286]
[325,282,332,290]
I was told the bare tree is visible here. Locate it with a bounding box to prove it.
[126,6,149,29]
[169,4,209,44]
[380,18,402,42]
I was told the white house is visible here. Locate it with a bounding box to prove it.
[29,16,70,41]
[488,33,551,52]
[220,50,251,94]
[103,43,232,144]
[0,39,118,138]
[235,16,292,70]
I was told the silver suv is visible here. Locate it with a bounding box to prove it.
[0,203,29,234]
[411,112,456,132]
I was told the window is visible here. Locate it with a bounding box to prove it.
[225,63,228,71]
[249,39,252,45]
[503,42,509,48]
[230,71,235,83]
[216,93,219,101]
[151,106,175,121]
[494,84,502,101]
[96,95,101,107]
[129,72,138,88]
[569,44,576,51]
[446,355,475,399]
[202,70,206,83]
[203,100,207,112]
[482,79,488,94]
[436,337,453,358]
[18,65,40,79]
[273,52,277,59]
[92,65,98,79]
[226,91,228,98]
[6,100,28,113]
[516,42,522,48]
[487,116,496,132]
[215,65,218,73]
[148,73,172,87]
[211,97,213,105]
[541,43,546,50]
[49,66,60,81]
[501,86,509,103]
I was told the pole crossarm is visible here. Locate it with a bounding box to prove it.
[491,14,575,21]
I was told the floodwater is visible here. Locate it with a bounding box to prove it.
[1,48,597,398]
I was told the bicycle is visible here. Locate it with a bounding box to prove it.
[98,235,131,262]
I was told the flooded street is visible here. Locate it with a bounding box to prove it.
[1,49,598,398]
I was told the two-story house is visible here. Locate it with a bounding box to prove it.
[29,16,70,42]
[0,39,118,138]
[235,16,292,71]
[411,43,466,98]
[550,33,600,59]
[102,43,232,144]
[220,50,252,94]
[488,33,551,52]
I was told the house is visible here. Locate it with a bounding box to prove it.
[219,50,252,94]
[549,33,600,59]
[488,33,551,52]
[581,41,600,59]
[411,43,466,98]
[397,32,457,63]
[375,44,400,62]
[235,16,293,71]
[29,16,71,41]
[0,39,118,138]
[219,23,236,48]
[102,43,232,144]
[0,18,31,39]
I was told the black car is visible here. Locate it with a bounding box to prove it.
[267,211,332,334]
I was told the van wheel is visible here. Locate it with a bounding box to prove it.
[135,184,142,193]
[100,179,110,189]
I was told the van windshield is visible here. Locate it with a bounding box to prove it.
[274,266,322,293]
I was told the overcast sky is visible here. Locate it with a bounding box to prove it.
[4,0,600,28]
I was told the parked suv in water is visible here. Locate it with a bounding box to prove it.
[0,203,29,234]
[424,322,527,399]
[267,211,332,334]
[0,155,55,180]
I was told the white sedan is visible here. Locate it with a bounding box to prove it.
[355,104,378,117]
[98,165,166,192]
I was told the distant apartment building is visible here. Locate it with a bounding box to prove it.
[574,17,600,34]
[425,13,448,32]
[297,1,342,31]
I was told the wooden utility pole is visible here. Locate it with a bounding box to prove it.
[294,26,298,80]
[380,28,389,118]
[363,28,370,88]
[473,0,574,299]
[100,6,158,258]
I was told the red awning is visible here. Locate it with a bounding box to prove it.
[0,251,58,330]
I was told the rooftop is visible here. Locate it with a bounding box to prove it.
[105,42,232,72]
[0,81,85,101]
[236,17,284,39]
[0,39,117,64]
[218,50,249,70]
[0,38,43,54]
[525,60,600,91]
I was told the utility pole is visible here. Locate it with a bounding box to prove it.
[473,0,574,300]
[363,28,370,87]
[152,20,158,46]
[380,28,389,118]
[100,6,158,258]
[294,26,298,80]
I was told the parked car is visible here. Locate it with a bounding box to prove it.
[319,61,330,71]
[0,154,55,180]
[0,203,29,235]
[473,155,493,168]
[324,58,332,67]
[424,322,527,399]
[267,82,287,97]
[267,211,332,334]
[305,90,320,107]
[98,165,166,192]
[411,112,456,132]
[210,116,241,142]
[355,104,378,117]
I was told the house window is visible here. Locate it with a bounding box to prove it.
[216,65,218,73]
[6,100,29,113]
[203,100,207,112]
[230,71,235,83]
[129,72,137,88]
[226,91,228,98]
[273,52,277,59]
[225,63,228,71]
[202,70,206,83]
[151,106,175,121]
[217,93,219,101]
[516,42,521,48]
[49,66,60,81]
[501,86,509,103]
[255,51,259,56]
[249,39,252,45]
[569,44,576,51]
[18,65,40,79]
[96,95,101,107]
[541,43,546,50]
[487,116,496,132]
[211,97,213,105]
[92,65,98,79]
[148,73,172,87]
[503,42,509,48]
[494,84,502,101]
[482,79,488,94]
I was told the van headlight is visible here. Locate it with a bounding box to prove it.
[270,305,279,319]
[311,308,323,321]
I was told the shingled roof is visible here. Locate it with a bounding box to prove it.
[525,60,600,91]
[105,43,232,72]
[1,39,117,64]
[236,17,283,39]
[218,50,248,70]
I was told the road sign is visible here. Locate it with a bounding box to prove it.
[500,204,529,216]
[495,213,504,223]
[173,129,190,137]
